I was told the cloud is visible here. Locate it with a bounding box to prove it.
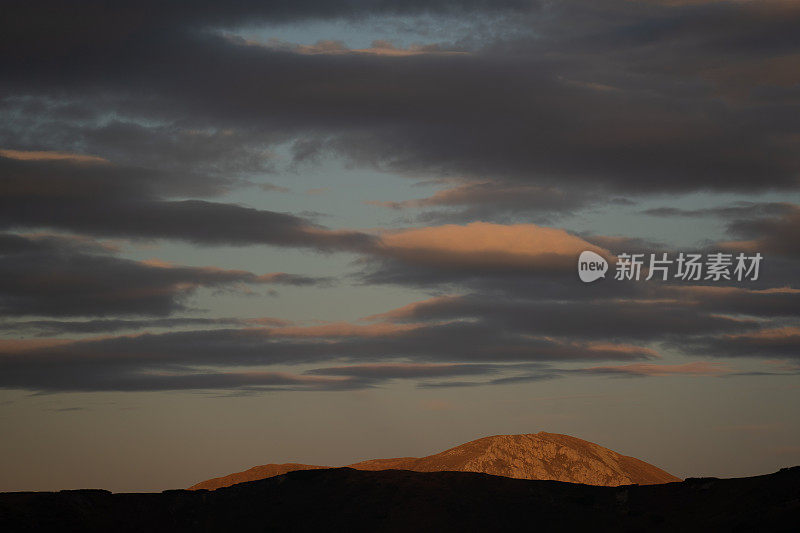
[5,315,299,337]
[417,370,562,388]
[250,37,468,57]
[351,276,800,364]
[5,317,249,336]
[363,295,463,322]
[256,273,335,286]
[366,180,589,223]
[375,222,609,270]
[353,222,621,287]
[721,204,800,258]
[0,149,108,164]
[25,367,365,393]
[3,0,800,203]
[0,233,331,317]
[685,327,800,359]
[641,202,795,219]
[269,322,424,338]
[661,285,800,318]
[0,0,526,55]
[306,363,498,379]
[0,154,374,251]
[583,362,732,377]
[0,318,656,392]
[0,0,798,395]
[640,202,800,261]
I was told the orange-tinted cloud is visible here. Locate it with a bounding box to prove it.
[377,222,610,270]
[0,338,75,353]
[363,295,463,322]
[267,322,425,338]
[582,343,660,360]
[668,286,800,297]
[723,327,800,341]
[244,317,295,327]
[0,149,107,164]
[235,36,464,57]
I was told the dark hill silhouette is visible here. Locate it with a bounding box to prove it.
[1,467,798,532]
[191,432,679,490]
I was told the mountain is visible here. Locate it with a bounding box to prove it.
[3,467,798,532]
[190,432,680,490]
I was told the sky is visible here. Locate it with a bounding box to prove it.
[1,0,799,492]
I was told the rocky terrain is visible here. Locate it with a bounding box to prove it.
[191,432,679,490]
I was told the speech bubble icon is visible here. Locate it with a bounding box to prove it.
[578,250,608,283]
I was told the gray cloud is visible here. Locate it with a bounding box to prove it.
[0,156,374,251]
[4,317,250,336]
[367,294,765,341]
[306,363,499,379]
[681,329,800,360]
[417,370,561,389]
[0,319,654,392]
[641,202,795,219]
[0,0,526,54]
[2,1,799,202]
[0,1,798,394]
[725,204,800,259]
[368,181,591,224]
[0,233,331,317]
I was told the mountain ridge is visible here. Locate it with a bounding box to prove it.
[190,431,680,490]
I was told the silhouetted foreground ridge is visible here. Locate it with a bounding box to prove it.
[1,466,798,532]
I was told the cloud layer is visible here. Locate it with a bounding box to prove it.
[0,0,798,393]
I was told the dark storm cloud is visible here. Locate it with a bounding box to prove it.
[0,233,331,317]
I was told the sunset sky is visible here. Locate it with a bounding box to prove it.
[1,0,799,492]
